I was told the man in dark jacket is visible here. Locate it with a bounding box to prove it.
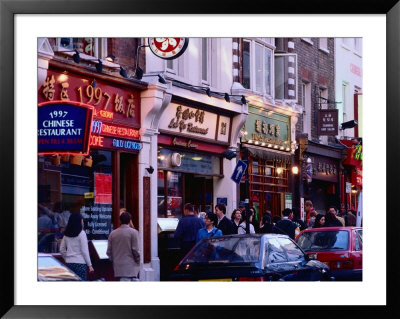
[215,203,234,235]
[276,208,300,240]
[291,207,306,231]
[174,203,205,257]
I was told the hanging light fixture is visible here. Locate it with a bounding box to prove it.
[224,93,231,102]
[136,66,144,80]
[72,50,80,63]
[119,66,128,78]
[158,74,167,84]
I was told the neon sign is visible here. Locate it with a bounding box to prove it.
[38,101,93,155]
[112,139,142,151]
[91,120,140,139]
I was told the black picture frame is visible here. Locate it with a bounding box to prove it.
[1,0,398,318]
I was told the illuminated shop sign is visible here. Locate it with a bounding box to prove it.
[112,139,142,151]
[91,120,140,139]
[89,135,142,152]
[39,70,140,128]
[302,154,338,183]
[38,101,93,155]
[242,106,291,151]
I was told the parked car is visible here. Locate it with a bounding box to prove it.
[169,234,333,281]
[295,227,362,281]
[38,253,81,281]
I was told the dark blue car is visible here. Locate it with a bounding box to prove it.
[169,234,333,281]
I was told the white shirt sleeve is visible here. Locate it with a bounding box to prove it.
[79,231,92,267]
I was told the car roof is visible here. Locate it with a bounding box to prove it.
[202,233,290,240]
[299,226,361,233]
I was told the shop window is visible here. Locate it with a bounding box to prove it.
[275,53,298,101]
[38,150,113,254]
[158,147,220,176]
[166,171,183,219]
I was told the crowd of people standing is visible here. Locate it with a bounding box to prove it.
[174,199,358,255]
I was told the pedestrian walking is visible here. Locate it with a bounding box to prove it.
[174,203,205,257]
[291,207,306,231]
[196,212,223,242]
[338,208,357,226]
[345,209,357,226]
[259,213,279,234]
[275,208,300,239]
[238,209,256,234]
[313,214,326,228]
[329,206,345,226]
[324,210,343,227]
[231,209,243,234]
[106,211,140,281]
[250,207,260,233]
[215,203,234,235]
[60,213,94,281]
[305,200,317,227]
[307,210,318,228]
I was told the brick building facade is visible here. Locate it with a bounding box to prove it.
[291,37,335,141]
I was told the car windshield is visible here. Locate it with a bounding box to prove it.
[296,230,349,252]
[182,236,261,264]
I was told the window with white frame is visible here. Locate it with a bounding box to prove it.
[319,38,328,52]
[342,38,351,49]
[274,53,298,101]
[166,54,184,78]
[241,39,273,96]
[302,82,312,138]
[340,82,349,125]
[56,38,107,58]
[354,38,362,55]
[301,38,314,45]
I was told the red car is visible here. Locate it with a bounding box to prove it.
[295,227,362,281]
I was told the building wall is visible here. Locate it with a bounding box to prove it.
[334,38,363,139]
[292,38,336,143]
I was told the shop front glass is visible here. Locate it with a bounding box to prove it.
[157,146,220,219]
[38,149,113,253]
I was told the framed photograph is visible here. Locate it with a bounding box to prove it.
[1,0,398,317]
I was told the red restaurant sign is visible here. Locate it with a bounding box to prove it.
[38,69,141,128]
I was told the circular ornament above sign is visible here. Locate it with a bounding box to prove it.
[148,38,189,60]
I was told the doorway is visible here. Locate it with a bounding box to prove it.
[120,152,139,229]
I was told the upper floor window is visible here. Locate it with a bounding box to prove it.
[301,38,314,45]
[354,38,362,55]
[274,53,298,101]
[242,39,273,96]
[342,38,351,49]
[201,38,211,84]
[319,38,328,52]
[166,55,184,78]
[57,38,106,58]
